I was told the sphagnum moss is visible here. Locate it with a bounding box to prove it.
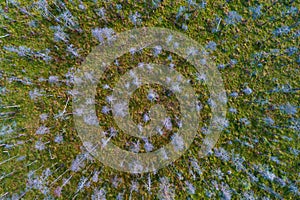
[0,0,299,199]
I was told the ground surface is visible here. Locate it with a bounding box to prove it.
[0,0,299,199]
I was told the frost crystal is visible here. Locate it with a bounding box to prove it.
[92,27,116,43]
[36,125,49,135]
[157,177,175,200]
[129,12,142,26]
[171,133,185,152]
[225,11,242,25]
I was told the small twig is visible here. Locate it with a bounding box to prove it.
[0,192,9,198]
[3,150,10,157]
[0,112,16,116]
[0,170,15,181]
[0,34,10,38]
[2,105,20,108]
[216,18,222,32]
[63,97,70,114]
[50,169,70,186]
[25,160,37,167]
[48,149,54,159]
[0,155,18,165]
